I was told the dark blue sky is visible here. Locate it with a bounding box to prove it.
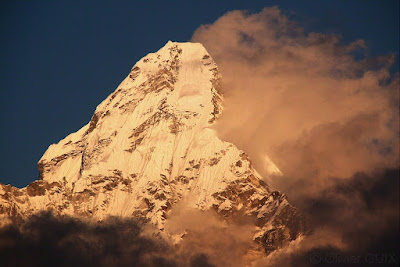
[1,0,398,187]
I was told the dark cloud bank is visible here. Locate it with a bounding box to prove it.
[1,7,398,267]
[255,168,399,267]
[0,210,255,267]
[0,212,216,267]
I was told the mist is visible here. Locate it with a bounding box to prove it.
[192,7,398,185]
[165,203,255,267]
[192,7,399,266]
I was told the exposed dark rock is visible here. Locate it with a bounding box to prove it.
[86,112,100,134]
[26,181,48,197]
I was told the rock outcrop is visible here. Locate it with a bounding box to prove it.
[0,41,306,256]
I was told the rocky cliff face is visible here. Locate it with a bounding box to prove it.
[0,41,305,256]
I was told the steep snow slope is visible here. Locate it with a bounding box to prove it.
[0,41,305,255]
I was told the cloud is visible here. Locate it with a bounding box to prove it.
[254,168,399,267]
[0,210,254,267]
[0,212,178,267]
[165,204,255,267]
[192,7,398,185]
[192,6,399,266]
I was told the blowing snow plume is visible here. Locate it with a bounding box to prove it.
[193,7,399,266]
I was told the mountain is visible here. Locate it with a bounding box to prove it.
[0,41,305,257]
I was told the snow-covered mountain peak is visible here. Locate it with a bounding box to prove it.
[38,41,223,188]
[0,42,304,257]
[129,41,221,121]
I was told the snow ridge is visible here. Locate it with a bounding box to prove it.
[0,41,305,255]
